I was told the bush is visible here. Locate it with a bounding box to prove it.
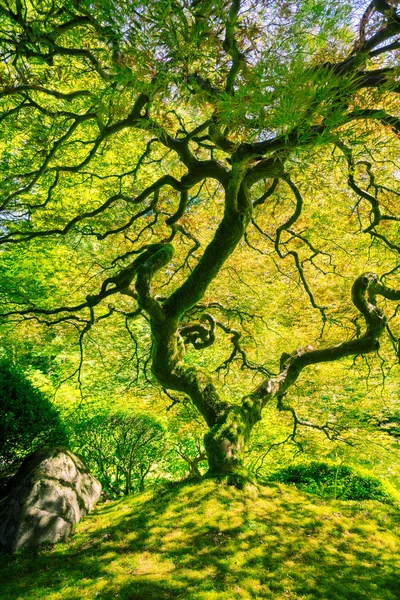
[268,461,395,503]
[0,358,68,469]
[68,410,165,496]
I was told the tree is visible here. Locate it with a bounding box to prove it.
[68,410,165,496]
[1,0,400,483]
[164,398,208,480]
[0,357,68,468]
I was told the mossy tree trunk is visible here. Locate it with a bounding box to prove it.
[203,404,261,477]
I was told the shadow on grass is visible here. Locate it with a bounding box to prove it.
[1,479,400,600]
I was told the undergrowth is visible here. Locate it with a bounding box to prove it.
[268,461,399,503]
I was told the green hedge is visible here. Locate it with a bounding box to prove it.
[0,358,68,468]
[268,461,395,503]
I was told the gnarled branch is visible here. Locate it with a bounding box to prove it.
[250,272,393,412]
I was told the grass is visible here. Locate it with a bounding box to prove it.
[1,479,400,600]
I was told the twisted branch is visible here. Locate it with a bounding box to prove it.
[249,273,394,413]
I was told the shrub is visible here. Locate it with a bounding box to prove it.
[68,410,165,496]
[268,461,395,503]
[0,358,68,469]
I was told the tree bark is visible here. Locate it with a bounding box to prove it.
[203,403,261,478]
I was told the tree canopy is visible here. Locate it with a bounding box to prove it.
[1,0,400,481]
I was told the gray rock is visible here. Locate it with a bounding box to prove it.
[0,447,101,553]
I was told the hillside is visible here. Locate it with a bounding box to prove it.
[1,480,399,600]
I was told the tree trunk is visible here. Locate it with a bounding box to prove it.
[203,404,261,484]
[125,467,132,496]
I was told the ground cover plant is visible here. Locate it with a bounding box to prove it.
[268,461,398,503]
[0,479,399,600]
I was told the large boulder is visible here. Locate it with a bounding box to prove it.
[0,447,101,553]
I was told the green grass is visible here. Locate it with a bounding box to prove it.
[1,479,399,599]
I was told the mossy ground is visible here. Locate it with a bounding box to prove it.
[1,479,399,600]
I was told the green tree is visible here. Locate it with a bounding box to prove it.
[1,0,400,482]
[68,410,165,496]
[0,357,68,468]
[164,398,208,480]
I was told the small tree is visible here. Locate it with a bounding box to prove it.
[164,398,208,480]
[0,358,68,469]
[69,410,165,496]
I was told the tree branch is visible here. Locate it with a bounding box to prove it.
[249,273,391,412]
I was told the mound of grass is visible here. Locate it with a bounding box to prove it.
[268,461,397,503]
[0,479,399,600]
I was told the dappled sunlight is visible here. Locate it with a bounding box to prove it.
[1,480,399,599]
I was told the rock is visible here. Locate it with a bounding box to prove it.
[0,447,101,553]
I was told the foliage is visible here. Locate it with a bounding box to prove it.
[0,0,400,476]
[0,357,68,469]
[373,411,400,440]
[1,479,399,599]
[268,461,397,504]
[68,409,165,496]
[245,393,400,494]
[162,399,208,481]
